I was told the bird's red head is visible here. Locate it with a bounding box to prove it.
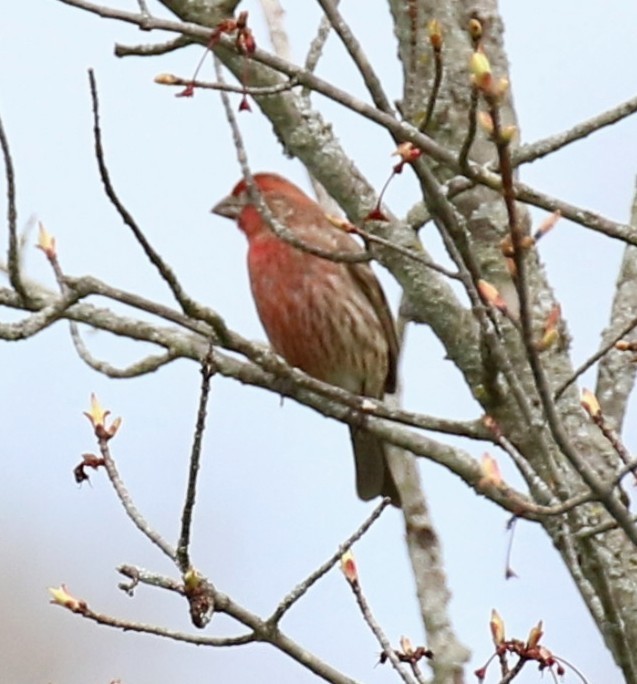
[229,173,296,199]
[212,173,315,240]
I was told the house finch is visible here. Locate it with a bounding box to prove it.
[212,173,400,505]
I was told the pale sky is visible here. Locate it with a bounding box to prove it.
[2,2,637,682]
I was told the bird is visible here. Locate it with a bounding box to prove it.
[212,172,400,505]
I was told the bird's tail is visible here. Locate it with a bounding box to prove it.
[349,427,401,507]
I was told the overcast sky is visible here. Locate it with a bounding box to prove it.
[2,2,637,683]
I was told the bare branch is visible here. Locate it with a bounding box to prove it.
[345,575,418,684]
[115,34,192,57]
[0,112,27,301]
[595,177,637,429]
[258,0,291,60]
[176,342,216,573]
[257,0,336,211]
[156,73,298,96]
[510,180,637,246]
[397,427,471,680]
[301,10,333,97]
[515,93,637,166]
[87,69,198,314]
[214,590,364,684]
[419,22,443,134]
[408,157,542,444]
[97,434,177,561]
[71,326,179,377]
[586,402,637,486]
[555,312,637,401]
[316,0,394,115]
[489,426,558,506]
[34,223,181,378]
[458,85,478,168]
[576,513,637,540]
[1,266,486,443]
[344,221,462,280]
[65,602,255,646]
[0,290,81,340]
[270,499,390,622]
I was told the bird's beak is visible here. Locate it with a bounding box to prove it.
[211,193,245,220]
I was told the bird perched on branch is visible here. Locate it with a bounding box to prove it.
[212,172,400,505]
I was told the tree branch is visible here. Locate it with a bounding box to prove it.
[514,93,637,167]
[316,0,394,115]
[269,499,390,622]
[0,112,27,301]
[176,342,216,572]
[115,34,192,57]
[595,176,637,430]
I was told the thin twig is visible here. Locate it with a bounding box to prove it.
[97,436,177,560]
[512,180,637,246]
[488,426,557,505]
[156,73,299,96]
[504,517,518,579]
[71,330,178,377]
[36,224,179,378]
[176,341,216,573]
[0,112,26,301]
[257,0,336,210]
[302,11,334,97]
[118,564,184,594]
[589,410,637,485]
[419,35,443,133]
[316,0,394,115]
[269,499,390,622]
[458,86,478,168]
[115,34,192,57]
[87,69,197,314]
[349,222,461,280]
[115,566,361,682]
[514,93,637,167]
[554,313,637,400]
[347,578,417,684]
[58,601,256,646]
